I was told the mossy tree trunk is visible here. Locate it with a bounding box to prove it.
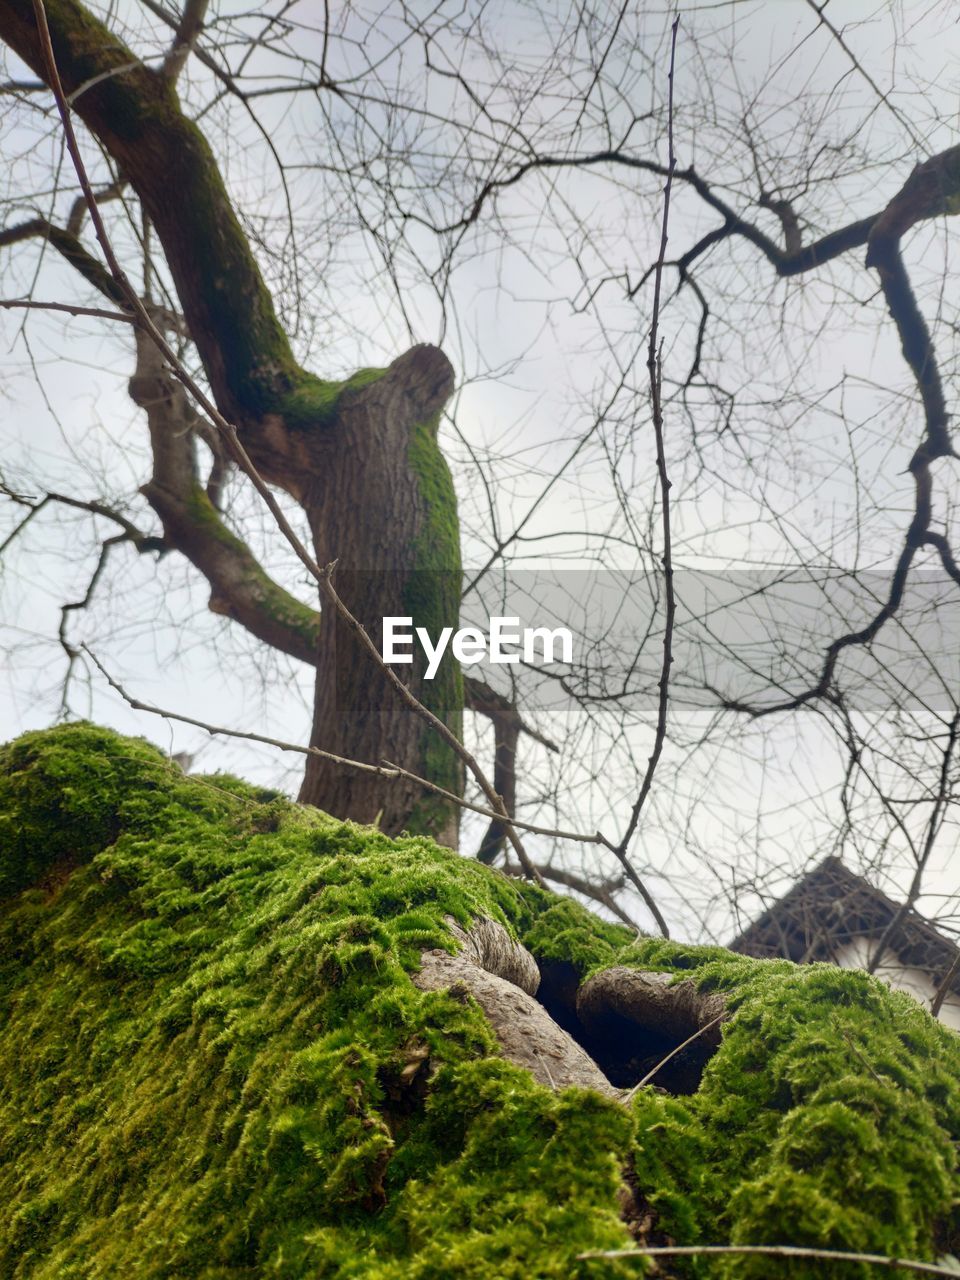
[297,350,464,844]
[0,0,463,842]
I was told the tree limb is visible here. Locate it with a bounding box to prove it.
[711,146,960,719]
[0,0,299,427]
[126,323,323,666]
[501,860,637,929]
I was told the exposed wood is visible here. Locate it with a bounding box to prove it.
[413,918,616,1095]
[441,915,540,995]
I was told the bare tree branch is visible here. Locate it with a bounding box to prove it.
[82,644,608,849]
[161,0,208,82]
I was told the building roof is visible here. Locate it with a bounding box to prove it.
[729,856,960,997]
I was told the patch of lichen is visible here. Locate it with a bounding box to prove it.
[0,724,636,1278]
[614,938,960,1278]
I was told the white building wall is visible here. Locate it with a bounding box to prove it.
[833,937,960,1032]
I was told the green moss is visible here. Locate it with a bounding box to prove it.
[616,939,960,1278]
[38,0,181,145]
[523,897,633,972]
[401,414,464,837]
[26,0,297,416]
[4,725,959,1278]
[18,4,411,432]
[0,722,171,897]
[278,367,389,432]
[0,725,633,1278]
[402,725,463,841]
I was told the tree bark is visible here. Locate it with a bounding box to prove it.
[297,345,463,842]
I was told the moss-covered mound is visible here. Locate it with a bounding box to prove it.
[2,724,959,1279]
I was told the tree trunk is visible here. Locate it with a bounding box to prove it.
[297,346,464,844]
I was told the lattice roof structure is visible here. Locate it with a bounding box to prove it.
[729,856,960,1001]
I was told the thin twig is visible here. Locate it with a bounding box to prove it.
[82,644,407,782]
[837,1023,886,1087]
[867,706,960,978]
[578,1244,960,1275]
[0,298,132,322]
[81,646,592,850]
[0,484,161,551]
[382,760,602,845]
[500,861,638,929]
[604,16,682,940]
[621,1010,726,1101]
[931,948,960,1020]
[59,535,126,708]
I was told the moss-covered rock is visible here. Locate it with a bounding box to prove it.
[2,723,959,1278]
